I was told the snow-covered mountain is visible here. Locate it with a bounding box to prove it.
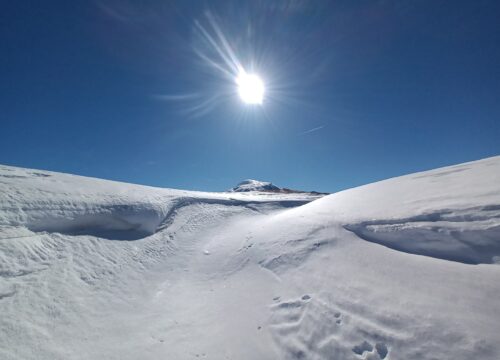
[230,179,328,195]
[230,179,281,192]
[1,157,500,360]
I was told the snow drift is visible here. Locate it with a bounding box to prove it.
[1,157,500,360]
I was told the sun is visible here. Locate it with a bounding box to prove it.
[236,71,265,105]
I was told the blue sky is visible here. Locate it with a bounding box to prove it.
[1,0,499,193]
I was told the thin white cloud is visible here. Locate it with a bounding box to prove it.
[300,125,325,135]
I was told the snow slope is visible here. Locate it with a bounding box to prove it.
[1,157,499,360]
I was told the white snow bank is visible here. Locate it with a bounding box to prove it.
[345,205,500,264]
[0,165,315,240]
[277,156,500,264]
[235,156,500,359]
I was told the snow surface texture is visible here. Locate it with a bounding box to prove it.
[1,157,500,360]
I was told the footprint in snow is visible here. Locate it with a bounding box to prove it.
[270,295,312,323]
[352,340,389,359]
[270,294,396,359]
[270,294,357,359]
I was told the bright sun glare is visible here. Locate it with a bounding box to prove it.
[236,72,265,105]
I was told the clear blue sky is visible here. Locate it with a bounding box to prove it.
[1,1,499,193]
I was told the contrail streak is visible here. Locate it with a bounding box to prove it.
[301,125,325,135]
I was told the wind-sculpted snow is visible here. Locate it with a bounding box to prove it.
[289,156,500,265]
[0,164,179,239]
[1,157,500,360]
[0,165,314,241]
[345,205,500,264]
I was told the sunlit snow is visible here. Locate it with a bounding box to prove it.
[1,157,500,359]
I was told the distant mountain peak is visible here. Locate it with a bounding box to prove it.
[229,179,329,195]
[230,179,280,192]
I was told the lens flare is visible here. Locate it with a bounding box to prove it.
[160,10,277,116]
